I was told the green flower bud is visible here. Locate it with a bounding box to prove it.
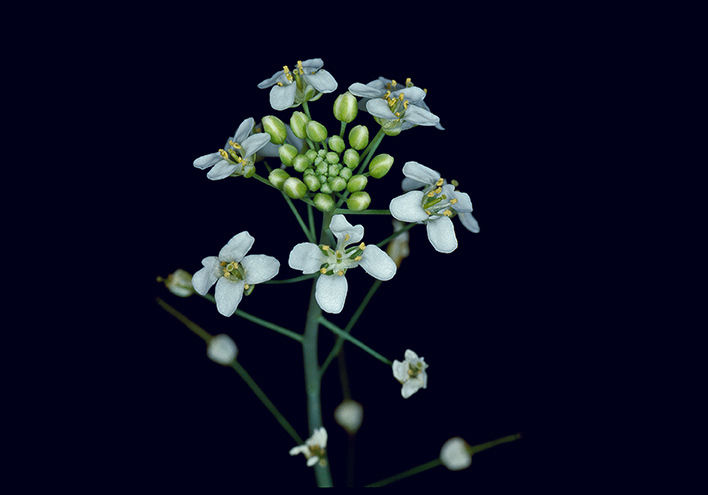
[292,154,311,172]
[279,144,298,166]
[326,151,339,164]
[318,149,327,157]
[262,115,287,145]
[314,193,335,212]
[290,111,310,139]
[305,149,318,162]
[303,168,315,176]
[306,120,328,143]
[333,92,359,123]
[347,174,368,193]
[328,135,345,154]
[368,153,394,179]
[347,191,371,211]
[348,125,369,150]
[283,177,308,199]
[303,174,320,192]
[343,149,360,169]
[328,164,340,177]
[317,174,327,184]
[330,176,347,192]
[242,164,256,178]
[319,182,333,194]
[268,168,290,189]
[316,162,328,175]
[339,167,352,181]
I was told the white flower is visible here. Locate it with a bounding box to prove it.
[192,232,280,317]
[440,437,472,471]
[159,269,194,297]
[392,349,429,399]
[389,161,480,254]
[334,400,363,434]
[207,334,238,365]
[289,427,328,467]
[288,214,397,314]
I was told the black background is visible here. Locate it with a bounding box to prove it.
[20,5,628,491]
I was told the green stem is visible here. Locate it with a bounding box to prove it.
[252,173,277,189]
[339,121,347,138]
[318,316,391,366]
[303,211,334,487]
[307,203,316,240]
[263,274,317,285]
[376,223,417,248]
[201,294,303,343]
[333,208,390,216]
[156,297,212,342]
[302,100,312,119]
[320,280,382,376]
[366,433,522,487]
[282,192,316,243]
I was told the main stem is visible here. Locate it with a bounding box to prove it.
[302,210,334,487]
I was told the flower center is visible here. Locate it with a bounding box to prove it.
[318,240,366,276]
[382,91,409,118]
[220,261,245,281]
[421,178,459,218]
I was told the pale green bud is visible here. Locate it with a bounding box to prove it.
[158,269,194,298]
[348,125,369,150]
[306,149,318,162]
[283,177,308,199]
[347,174,368,193]
[333,92,358,123]
[320,182,333,194]
[314,192,335,212]
[292,154,311,172]
[268,168,290,189]
[326,151,339,164]
[318,149,327,157]
[242,164,256,178]
[347,191,371,211]
[279,144,298,166]
[317,174,327,184]
[290,111,310,139]
[368,153,394,179]
[328,135,345,154]
[303,174,320,192]
[262,115,287,145]
[306,120,328,143]
[303,168,315,176]
[343,149,360,169]
[339,167,352,181]
[330,176,347,192]
[328,164,339,177]
[316,162,328,175]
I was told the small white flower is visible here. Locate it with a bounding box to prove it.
[159,269,194,297]
[288,214,397,314]
[289,427,328,467]
[392,349,429,399]
[206,334,238,365]
[440,437,472,471]
[192,232,280,317]
[389,161,480,254]
[334,400,363,434]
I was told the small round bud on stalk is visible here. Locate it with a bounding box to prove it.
[283,177,308,199]
[303,174,321,192]
[305,149,318,162]
[330,176,347,192]
[314,192,335,212]
[328,164,340,177]
[333,92,358,123]
[207,334,238,366]
[306,120,328,143]
[268,168,290,189]
[279,143,298,166]
[347,191,371,211]
[157,269,193,297]
[319,182,333,194]
[261,115,287,145]
[347,174,368,193]
[316,162,328,175]
[343,149,360,169]
[292,154,311,173]
[334,400,363,435]
[339,167,352,181]
[348,125,369,150]
[290,110,310,139]
[328,135,345,154]
[368,153,394,178]
[325,151,340,164]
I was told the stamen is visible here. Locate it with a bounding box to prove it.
[391,79,397,87]
[354,256,362,261]
[383,90,391,99]
[451,179,459,187]
[436,178,444,186]
[321,245,330,251]
[320,267,327,274]
[443,209,453,217]
[244,284,250,290]
[337,270,344,276]
[359,243,366,250]
[336,251,342,259]
[297,60,304,74]
[398,93,404,101]
[277,82,283,86]
[427,191,435,197]
[219,149,229,159]
[434,187,442,195]
[228,140,242,149]
[344,234,350,241]
[425,209,432,215]
[394,112,401,117]
[220,261,227,266]
[450,198,458,205]
[403,100,409,109]
[405,77,412,86]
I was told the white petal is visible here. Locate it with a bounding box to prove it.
[240,133,271,158]
[359,245,397,281]
[392,360,408,382]
[366,98,396,120]
[206,160,240,180]
[402,161,441,185]
[241,254,280,285]
[289,445,308,456]
[401,380,421,399]
[440,438,472,471]
[269,83,297,111]
[315,275,348,314]
[215,278,244,317]
[288,242,324,274]
[404,349,419,362]
[306,456,319,467]
[207,334,238,365]
[191,256,220,295]
[402,104,440,126]
[402,177,427,191]
[193,152,221,170]
[426,216,458,253]
[329,214,364,247]
[232,117,255,144]
[451,190,474,213]
[218,231,254,262]
[389,191,428,223]
[458,212,480,233]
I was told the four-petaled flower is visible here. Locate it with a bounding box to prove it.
[192,232,280,317]
[389,161,479,254]
[258,58,337,111]
[193,117,271,181]
[289,427,328,467]
[392,349,429,398]
[288,215,397,314]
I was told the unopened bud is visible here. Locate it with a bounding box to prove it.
[339,167,352,181]
[306,120,328,143]
[292,154,311,173]
[207,334,238,365]
[283,177,308,199]
[290,110,310,139]
[347,191,371,211]
[303,174,321,192]
[347,174,368,193]
[328,135,345,154]
[319,182,333,194]
[330,176,347,192]
[279,143,298,166]
[242,163,256,178]
[333,92,358,123]
[343,149,360,169]
[328,164,340,177]
[305,149,318,162]
[314,192,335,212]
[368,153,394,179]
[348,125,369,150]
[268,168,290,189]
[334,400,363,434]
[159,269,193,297]
[261,115,287,145]
[326,151,339,164]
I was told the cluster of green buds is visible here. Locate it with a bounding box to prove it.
[260,98,395,212]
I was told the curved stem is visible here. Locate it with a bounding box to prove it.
[318,316,391,366]
[263,274,317,285]
[282,191,316,243]
[333,208,390,215]
[376,222,417,248]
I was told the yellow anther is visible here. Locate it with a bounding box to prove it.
[395,112,401,117]
[425,209,432,216]
[423,88,428,93]
[223,271,230,278]
[354,256,362,261]
[383,90,391,99]
[344,234,350,241]
[297,60,304,74]
[220,261,227,266]
[434,187,442,195]
[228,140,242,149]
[427,191,435,197]
[321,245,330,251]
[450,198,458,205]
[244,284,250,290]
[403,100,409,109]
[320,267,327,274]
[359,242,366,250]
[436,178,444,186]
[398,93,404,100]
[337,270,344,276]
[391,79,397,87]
[405,77,412,86]
[219,149,229,159]
[443,209,453,217]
